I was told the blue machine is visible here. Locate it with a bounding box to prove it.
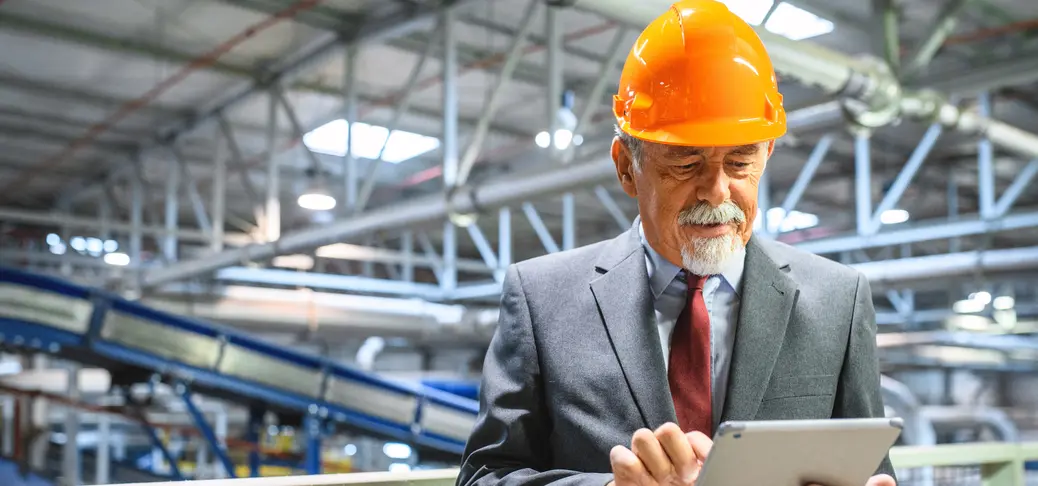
[0,266,478,478]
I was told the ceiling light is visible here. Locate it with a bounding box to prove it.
[344,444,357,456]
[880,209,910,225]
[86,237,103,254]
[298,192,337,211]
[104,240,119,253]
[103,252,130,267]
[953,298,986,314]
[535,131,551,148]
[969,291,992,306]
[383,442,412,460]
[993,296,1015,310]
[554,129,574,150]
[46,233,61,246]
[49,243,67,255]
[70,237,86,252]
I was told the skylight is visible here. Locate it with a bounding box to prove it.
[303,119,441,164]
[721,0,835,40]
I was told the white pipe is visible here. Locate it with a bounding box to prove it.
[852,246,1038,285]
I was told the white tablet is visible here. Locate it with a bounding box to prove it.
[696,418,903,486]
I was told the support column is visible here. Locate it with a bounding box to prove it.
[211,127,227,252]
[63,366,80,486]
[303,412,322,475]
[164,157,180,262]
[497,207,511,282]
[343,45,359,212]
[854,130,873,235]
[441,7,459,189]
[402,230,415,282]
[265,89,281,242]
[977,91,996,219]
[129,167,144,295]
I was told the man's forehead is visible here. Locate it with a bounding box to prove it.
[660,143,765,157]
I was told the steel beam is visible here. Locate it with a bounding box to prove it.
[977,92,997,219]
[211,128,227,252]
[864,124,942,235]
[455,0,540,187]
[264,90,281,243]
[794,209,1038,254]
[777,133,834,232]
[164,157,180,262]
[522,202,561,254]
[142,156,618,286]
[354,21,441,212]
[594,185,631,231]
[904,0,975,76]
[994,159,1038,217]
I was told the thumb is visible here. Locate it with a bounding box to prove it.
[866,474,896,486]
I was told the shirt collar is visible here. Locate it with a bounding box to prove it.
[638,222,746,298]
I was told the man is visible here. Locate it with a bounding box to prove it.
[457,1,895,485]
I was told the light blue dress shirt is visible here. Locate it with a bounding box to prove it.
[638,224,746,428]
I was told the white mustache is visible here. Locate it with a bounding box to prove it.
[678,201,747,226]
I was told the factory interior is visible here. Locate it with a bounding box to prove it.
[3,0,1038,484]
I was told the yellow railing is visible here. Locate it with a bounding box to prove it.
[120,442,1038,486]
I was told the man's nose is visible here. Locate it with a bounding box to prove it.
[695,169,731,206]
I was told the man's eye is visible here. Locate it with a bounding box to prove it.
[728,161,751,168]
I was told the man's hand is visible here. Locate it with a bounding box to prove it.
[807,473,896,486]
[608,423,711,486]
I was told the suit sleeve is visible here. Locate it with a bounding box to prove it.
[833,272,897,480]
[456,264,615,486]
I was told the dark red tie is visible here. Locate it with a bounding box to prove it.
[668,273,712,436]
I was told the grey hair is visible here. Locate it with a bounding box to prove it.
[614,125,645,170]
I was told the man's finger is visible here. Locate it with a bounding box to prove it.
[610,445,650,486]
[655,423,697,483]
[686,431,713,462]
[631,428,674,483]
[866,474,896,486]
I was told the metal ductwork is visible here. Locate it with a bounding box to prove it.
[852,246,1038,286]
[145,285,499,343]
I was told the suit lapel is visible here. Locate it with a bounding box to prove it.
[590,227,677,429]
[720,235,798,422]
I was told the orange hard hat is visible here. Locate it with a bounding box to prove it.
[613,0,787,147]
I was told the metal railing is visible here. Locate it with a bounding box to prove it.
[115,442,1038,486]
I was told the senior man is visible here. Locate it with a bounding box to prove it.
[457,1,895,485]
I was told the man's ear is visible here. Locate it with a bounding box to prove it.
[612,137,638,198]
[766,139,776,157]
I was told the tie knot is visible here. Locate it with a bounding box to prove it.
[683,271,708,291]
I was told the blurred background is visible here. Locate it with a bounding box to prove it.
[2,0,1038,484]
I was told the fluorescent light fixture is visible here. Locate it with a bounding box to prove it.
[719,1,834,41]
[297,192,337,211]
[46,233,60,246]
[104,239,119,253]
[103,252,130,266]
[763,207,820,233]
[969,291,992,306]
[70,237,86,252]
[993,296,1015,311]
[86,237,103,254]
[764,2,835,40]
[49,243,67,255]
[880,209,910,225]
[721,0,774,24]
[535,131,551,148]
[303,119,440,164]
[272,254,315,271]
[383,442,412,460]
[953,298,986,314]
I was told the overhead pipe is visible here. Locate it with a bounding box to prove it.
[852,245,1038,286]
[559,0,1038,161]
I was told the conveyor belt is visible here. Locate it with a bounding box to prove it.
[0,267,478,456]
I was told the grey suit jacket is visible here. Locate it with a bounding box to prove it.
[458,225,894,486]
